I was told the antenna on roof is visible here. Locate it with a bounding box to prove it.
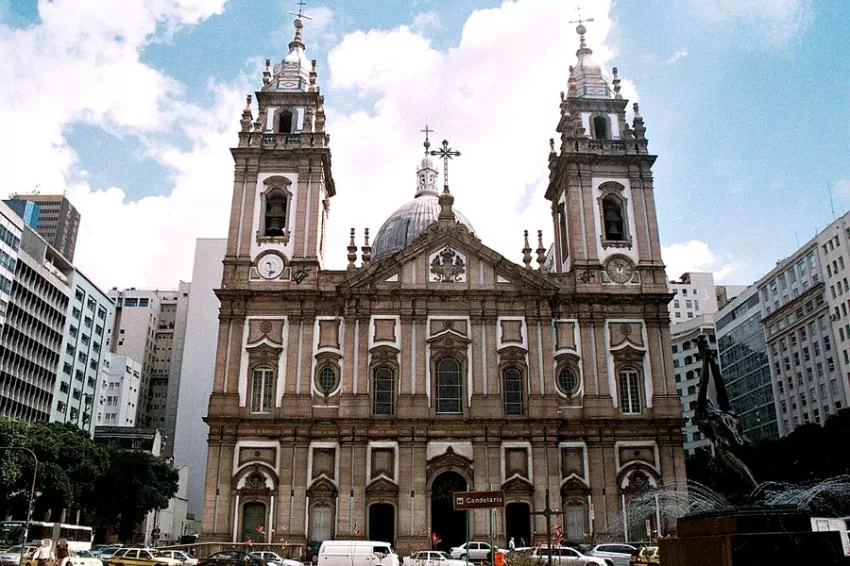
[827,183,836,221]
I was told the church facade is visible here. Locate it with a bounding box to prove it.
[201,15,686,554]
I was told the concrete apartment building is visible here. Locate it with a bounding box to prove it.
[98,353,142,426]
[8,194,81,262]
[53,270,114,435]
[714,285,778,442]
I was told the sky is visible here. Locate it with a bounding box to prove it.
[0,0,848,291]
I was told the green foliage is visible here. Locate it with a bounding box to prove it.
[0,419,178,542]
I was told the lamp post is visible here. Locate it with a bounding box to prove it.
[0,447,38,561]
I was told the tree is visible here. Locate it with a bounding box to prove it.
[90,449,179,541]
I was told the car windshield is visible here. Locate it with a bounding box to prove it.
[74,551,94,558]
[435,553,451,559]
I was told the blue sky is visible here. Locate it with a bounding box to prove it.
[0,0,847,290]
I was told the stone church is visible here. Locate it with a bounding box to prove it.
[201,12,686,555]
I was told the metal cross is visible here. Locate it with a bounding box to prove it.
[430,139,461,190]
[289,0,312,20]
[568,5,595,27]
[420,122,434,153]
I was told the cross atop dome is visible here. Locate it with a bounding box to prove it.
[566,9,611,99]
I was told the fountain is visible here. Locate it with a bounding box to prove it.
[658,336,849,565]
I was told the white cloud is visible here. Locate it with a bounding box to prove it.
[666,50,688,64]
[662,240,746,282]
[412,12,441,31]
[835,179,850,200]
[324,0,618,271]
[689,0,814,46]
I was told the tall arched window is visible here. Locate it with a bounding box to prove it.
[279,110,294,133]
[557,202,569,262]
[264,190,288,237]
[436,358,462,414]
[251,366,273,413]
[372,366,395,416]
[309,503,333,542]
[619,367,642,414]
[592,115,610,139]
[602,195,626,241]
[502,367,524,415]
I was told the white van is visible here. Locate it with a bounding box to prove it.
[317,541,399,566]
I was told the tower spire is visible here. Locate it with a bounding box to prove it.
[566,12,611,99]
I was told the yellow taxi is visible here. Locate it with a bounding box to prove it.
[628,546,659,566]
[106,548,183,566]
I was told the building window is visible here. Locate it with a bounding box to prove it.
[251,366,273,413]
[556,366,579,396]
[279,109,294,134]
[557,202,569,261]
[436,357,462,414]
[372,366,395,416]
[592,115,610,139]
[316,365,338,397]
[309,504,334,542]
[619,368,642,414]
[502,367,524,415]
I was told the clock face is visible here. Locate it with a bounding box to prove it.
[605,256,634,284]
[259,254,285,280]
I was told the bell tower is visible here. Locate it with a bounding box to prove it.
[546,21,664,286]
[223,10,335,285]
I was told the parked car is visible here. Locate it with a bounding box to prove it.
[158,550,198,566]
[198,551,268,566]
[249,551,300,566]
[525,546,612,566]
[587,545,635,566]
[70,549,108,566]
[107,548,183,566]
[449,543,503,562]
[0,545,35,566]
[405,551,467,566]
[100,547,125,562]
[627,547,658,566]
[317,541,398,566]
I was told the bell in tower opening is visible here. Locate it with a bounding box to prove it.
[264,189,288,237]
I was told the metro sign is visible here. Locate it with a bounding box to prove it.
[453,490,506,510]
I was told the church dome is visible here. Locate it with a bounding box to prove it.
[371,194,475,259]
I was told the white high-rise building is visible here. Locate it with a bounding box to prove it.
[98,353,142,426]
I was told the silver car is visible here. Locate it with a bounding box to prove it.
[587,545,635,566]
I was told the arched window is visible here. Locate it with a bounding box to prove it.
[602,195,626,241]
[557,202,569,262]
[618,367,642,414]
[264,190,288,237]
[436,358,462,414]
[251,366,273,413]
[279,110,294,133]
[502,367,524,415]
[372,366,395,416]
[592,115,610,139]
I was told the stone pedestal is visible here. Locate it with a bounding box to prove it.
[660,507,847,566]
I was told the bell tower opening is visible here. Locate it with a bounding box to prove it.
[592,115,610,139]
[279,110,294,133]
[264,190,288,237]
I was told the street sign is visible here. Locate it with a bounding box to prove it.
[453,490,505,510]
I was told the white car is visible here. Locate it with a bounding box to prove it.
[586,544,635,566]
[250,551,302,566]
[448,543,502,561]
[69,550,108,566]
[526,547,613,566]
[0,546,35,566]
[158,550,198,566]
[406,551,467,566]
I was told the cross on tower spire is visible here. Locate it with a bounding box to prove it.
[289,0,309,20]
[568,6,594,49]
[420,121,434,154]
[430,139,461,191]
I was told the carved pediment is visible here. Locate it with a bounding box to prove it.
[246,342,283,366]
[426,446,473,481]
[560,477,590,497]
[498,345,528,365]
[611,343,646,363]
[365,476,399,498]
[503,475,535,496]
[427,329,472,350]
[307,475,338,499]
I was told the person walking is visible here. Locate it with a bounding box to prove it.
[35,538,53,566]
[508,538,515,551]
[55,538,70,566]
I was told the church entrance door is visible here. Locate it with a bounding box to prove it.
[430,472,468,552]
[504,502,531,548]
[368,503,395,545]
[241,502,266,543]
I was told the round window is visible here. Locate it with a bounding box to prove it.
[317,366,338,395]
[247,473,264,488]
[557,367,579,396]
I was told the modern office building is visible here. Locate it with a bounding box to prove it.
[3,199,40,230]
[98,353,142,426]
[0,225,71,422]
[8,194,81,261]
[53,270,115,435]
[174,238,225,516]
[163,281,191,459]
[715,285,778,442]
[0,202,23,329]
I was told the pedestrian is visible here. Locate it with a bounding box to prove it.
[508,537,515,551]
[35,538,53,566]
[519,537,526,548]
[55,538,70,566]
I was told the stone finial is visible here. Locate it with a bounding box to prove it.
[632,102,646,139]
[522,230,532,269]
[612,67,622,99]
[263,59,272,85]
[536,230,547,272]
[309,59,318,91]
[549,138,556,155]
[361,228,372,266]
[347,228,357,270]
[240,95,253,132]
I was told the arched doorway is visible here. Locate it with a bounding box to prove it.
[504,502,531,547]
[241,502,266,543]
[430,472,468,551]
[369,503,395,545]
